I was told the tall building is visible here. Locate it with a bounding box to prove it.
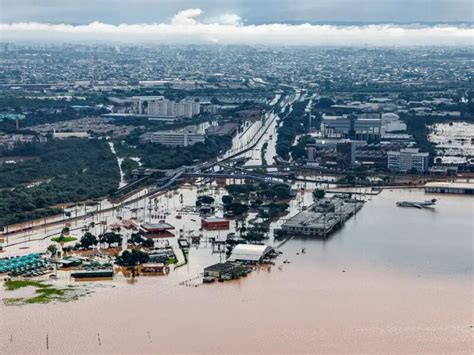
[306,144,316,162]
[387,148,429,172]
[321,113,381,142]
[336,141,356,168]
[131,96,200,118]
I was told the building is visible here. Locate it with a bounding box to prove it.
[139,223,175,238]
[306,144,316,162]
[201,217,230,231]
[424,182,473,195]
[139,126,206,147]
[205,123,238,136]
[227,244,274,264]
[130,96,200,118]
[281,197,364,238]
[387,148,429,172]
[321,114,381,142]
[336,141,356,168]
[140,263,168,275]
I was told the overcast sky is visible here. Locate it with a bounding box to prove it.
[0,1,472,45]
[1,0,473,24]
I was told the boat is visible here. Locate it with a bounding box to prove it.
[396,199,437,209]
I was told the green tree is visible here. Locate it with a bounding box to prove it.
[313,189,326,200]
[80,232,98,249]
[47,244,58,258]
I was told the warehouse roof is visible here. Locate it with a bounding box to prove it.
[228,244,273,262]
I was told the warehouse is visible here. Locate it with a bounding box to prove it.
[228,244,274,264]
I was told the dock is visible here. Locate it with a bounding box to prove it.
[279,196,364,238]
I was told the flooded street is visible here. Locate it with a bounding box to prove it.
[1,189,472,353]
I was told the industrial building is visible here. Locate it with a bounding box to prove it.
[281,196,364,238]
[130,96,201,119]
[227,244,274,263]
[139,126,206,147]
[203,262,251,280]
[336,141,356,168]
[201,217,230,231]
[205,123,238,136]
[387,148,429,172]
[321,113,382,142]
[424,181,474,195]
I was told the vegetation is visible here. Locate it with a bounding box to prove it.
[47,244,58,257]
[225,182,292,201]
[116,249,150,277]
[51,236,77,243]
[114,135,232,170]
[0,138,120,227]
[313,189,326,200]
[79,232,99,249]
[128,233,155,248]
[99,232,122,248]
[196,195,215,205]
[3,280,84,305]
[261,142,268,166]
[276,100,310,159]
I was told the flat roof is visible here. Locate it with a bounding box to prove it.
[141,223,174,230]
[425,182,474,190]
[202,217,228,223]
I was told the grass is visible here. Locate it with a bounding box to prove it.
[3,279,84,305]
[4,280,48,291]
[167,257,178,265]
[51,236,77,243]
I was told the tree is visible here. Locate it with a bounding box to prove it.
[142,239,154,248]
[116,249,150,277]
[313,189,326,200]
[222,195,233,206]
[47,244,58,258]
[196,195,215,206]
[80,232,98,249]
[100,232,122,248]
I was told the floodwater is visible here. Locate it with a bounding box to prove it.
[1,189,472,354]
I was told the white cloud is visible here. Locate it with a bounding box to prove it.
[170,8,203,26]
[0,9,472,46]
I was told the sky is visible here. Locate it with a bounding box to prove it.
[0,0,473,45]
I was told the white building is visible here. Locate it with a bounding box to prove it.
[228,244,273,263]
[387,148,429,172]
[321,114,381,141]
[140,126,205,147]
[131,96,200,118]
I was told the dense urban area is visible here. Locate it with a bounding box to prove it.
[0,44,472,311]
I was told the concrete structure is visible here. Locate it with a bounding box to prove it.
[227,244,273,263]
[281,196,364,238]
[336,141,356,167]
[201,217,230,231]
[205,123,238,136]
[139,223,175,238]
[139,126,206,147]
[424,182,474,195]
[387,148,429,172]
[130,96,200,119]
[306,144,316,162]
[321,114,381,142]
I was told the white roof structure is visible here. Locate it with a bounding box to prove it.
[228,244,273,262]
